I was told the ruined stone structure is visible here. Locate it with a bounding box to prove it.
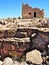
[0,18,49,65]
[22,4,44,19]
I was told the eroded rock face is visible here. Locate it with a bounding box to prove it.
[0,28,49,60]
[0,18,49,61]
[0,30,15,38]
[0,40,31,59]
[31,31,49,52]
[26,49,43,64]
[1,17,49,65]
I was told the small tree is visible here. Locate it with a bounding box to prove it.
[18,17,21,19]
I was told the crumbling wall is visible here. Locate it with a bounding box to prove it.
[22,4,44,19]
[0,28,49,60]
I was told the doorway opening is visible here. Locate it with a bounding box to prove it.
[34,12,36,17]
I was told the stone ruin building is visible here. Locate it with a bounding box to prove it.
[22,4,44,19]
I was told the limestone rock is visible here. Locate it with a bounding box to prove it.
[12,61,20,65]
[0,61,3,65]
[3,57,13,65]
[20,62,28,65]
[26,49,43,64]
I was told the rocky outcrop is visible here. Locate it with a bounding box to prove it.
[0,18,49,65]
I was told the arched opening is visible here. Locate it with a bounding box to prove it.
[34,12,36,17]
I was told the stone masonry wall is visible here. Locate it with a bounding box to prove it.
[22,4,44,19]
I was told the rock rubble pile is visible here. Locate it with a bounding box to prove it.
[0,18,49,65]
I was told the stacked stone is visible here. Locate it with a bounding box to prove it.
[0,27,31,60]
[0,21,49,65]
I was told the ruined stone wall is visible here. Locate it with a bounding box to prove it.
[22,4,44,19]
[0,27,49,60]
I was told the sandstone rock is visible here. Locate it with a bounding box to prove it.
[12,61,20,65]
[48,45,49,48]
[20,62,28,65]
[0,61,3,65]
[3,57,13,65]
[26,49,43,64]
[31,33,36,37]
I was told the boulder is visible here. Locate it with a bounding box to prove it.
[0,61,3,65]
[3,57,13,65]
[26,49,43,64]
[12,61,20,65]
[20,61,28,65]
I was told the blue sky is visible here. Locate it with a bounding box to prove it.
[0,0,49,18]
